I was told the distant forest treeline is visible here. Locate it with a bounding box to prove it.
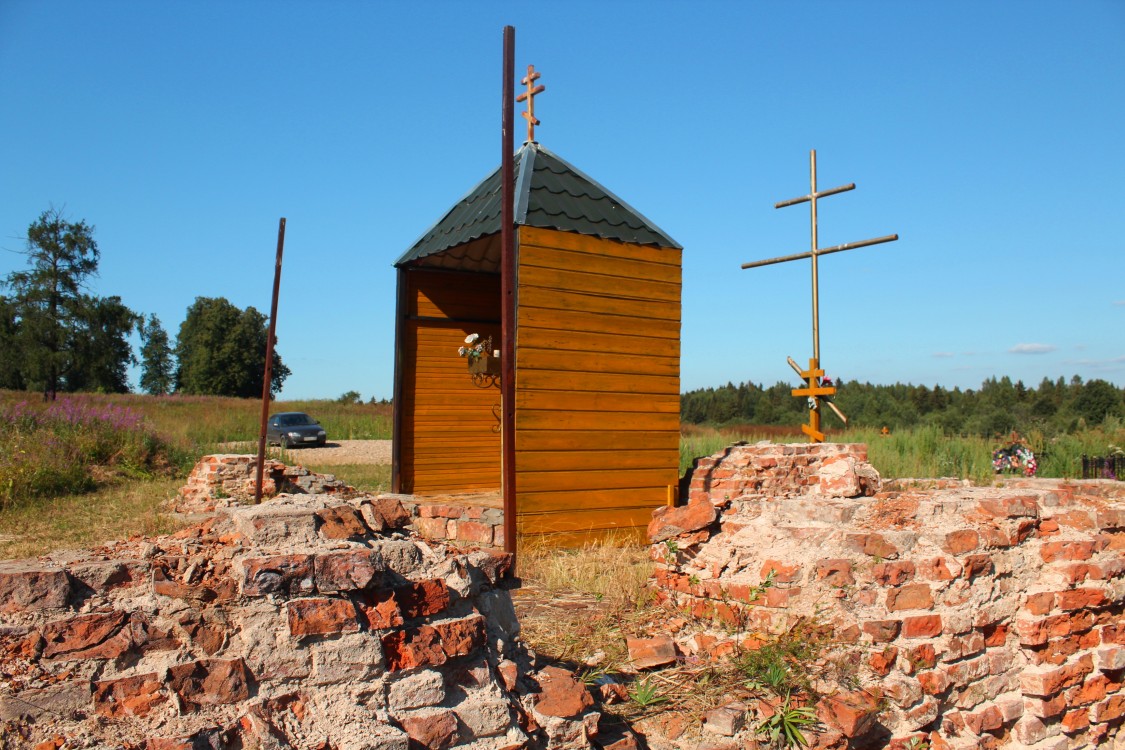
[680,376,1125,436]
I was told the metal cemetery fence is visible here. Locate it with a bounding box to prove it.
[1081,454,1125,480]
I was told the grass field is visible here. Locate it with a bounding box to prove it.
[2,387,1122,560]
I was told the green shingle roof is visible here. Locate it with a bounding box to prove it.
[394,142,681,269]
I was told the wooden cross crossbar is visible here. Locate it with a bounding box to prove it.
[742,149,898,443]
[516,64,545,143]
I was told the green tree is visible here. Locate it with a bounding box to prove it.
[64,295,138,393]
[138,314,175,395]
[174,296,290,398]
[3,208,135,398]
[0,295,24,389]
[1073,379,1123,426]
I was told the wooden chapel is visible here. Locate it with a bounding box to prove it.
[391,79,683,544]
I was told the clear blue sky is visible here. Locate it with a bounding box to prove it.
[1,1,1122,400]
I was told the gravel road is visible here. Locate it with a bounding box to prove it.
[224,440,392,466]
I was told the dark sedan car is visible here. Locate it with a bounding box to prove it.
[266,412,327,448]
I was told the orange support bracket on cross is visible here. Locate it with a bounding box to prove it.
[789,356,835,442]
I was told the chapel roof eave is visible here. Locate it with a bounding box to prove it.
[393,142,681,270]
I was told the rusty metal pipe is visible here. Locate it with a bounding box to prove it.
[500,26,517,558]
[255,217,286,503]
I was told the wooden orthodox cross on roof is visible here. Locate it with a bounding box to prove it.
[742,149,899,443]
[516,64,545,142]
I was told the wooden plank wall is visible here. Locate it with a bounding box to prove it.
[399,269,502,494]
[514,226,682,540]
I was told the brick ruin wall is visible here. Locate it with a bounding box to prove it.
[649,442,1125,749]
[173,455,504,548]
[0,486,604,749]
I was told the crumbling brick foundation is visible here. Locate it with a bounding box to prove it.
[0,471,602,748]
[650,442,1125,749]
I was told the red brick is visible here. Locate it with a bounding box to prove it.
[418,504,462,519]
[1024,694,1067,719]
[977,496,1038,518]
[648,497,717,542]
[399,708,461,749]
[394,579,450,619]
[470,550,513,583]
[532,665,594,718]
[817,688,881,738]
[1055,587,1107,611]
[166,658,252,709]
[0,563,71,612]
[816,559,854,587]
[869,646,898,676]
[916,557,961,581]
[942,529,979,555]
[1091,693,1125,723]
[313,550,383,593]
[845,533,898,558]
[363,496,411,530]
[872,561,915,586]
[902,615,942,638]
[241,554,315,597]
[286,597,359,637]
[886,584,933,612]
[906,643,937,672]
[152,563,237,603]
[431,614,485,659]
[1020,654,1094,696]
[452,520,494,544]
[918,669,951,695]
[1061,707,1090,734]
[962,554,993,578]
[1025,592,1055,615]
[760,560,801,583]
[93,673,166,717]
[314,505,369,539]
[982,622,1008,647]
[356,589,404,629]
[413,517,450,539]
[41,611,140,660]
[964,704,1004,735]
[862,619,901,642]
[1040,541,1096,562]
[1071,674,1108,704]
[382,625,447,671]
[626,636,677,669]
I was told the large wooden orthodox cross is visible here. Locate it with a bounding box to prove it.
[516,64,545,142]
[742,150,899,443]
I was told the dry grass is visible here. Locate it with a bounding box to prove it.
[299,463,392,494]
[515,534,657,673]
[0,477,187,560]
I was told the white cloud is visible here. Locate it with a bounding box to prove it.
[1114,300,1125,306]
[932,352,955,358]
[1009,343,1056,355]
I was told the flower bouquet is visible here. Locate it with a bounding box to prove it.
[992,443,1037,477]
[458,334,499,377]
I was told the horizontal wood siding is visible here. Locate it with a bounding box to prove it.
[400,269,501,494]
[515,226,681,540]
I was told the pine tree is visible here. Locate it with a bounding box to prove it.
[138,314,175,395]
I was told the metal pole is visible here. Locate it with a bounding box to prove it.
[809,149,819,362]
[500,26,517,557]
[740,234,899,270]
[255,218,286,503]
